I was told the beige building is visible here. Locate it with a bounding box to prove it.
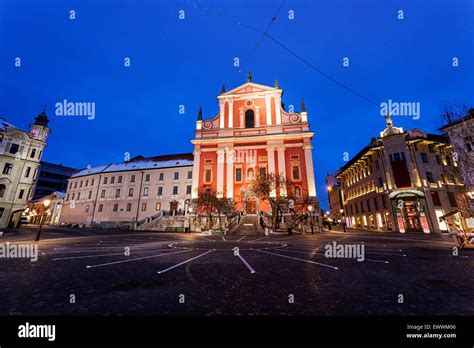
[0,111,50,229]
[335,116,469,234]
[59,153,194,228]
[440,109,474,212]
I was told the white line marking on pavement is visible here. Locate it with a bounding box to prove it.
[157,250,213,274]
[236,253,256,273]
[250,236,267,242]
[53,248,175,261]
[237,236,246,242]
[199,236,215,242]
[257,250,338,270]
[280,249,389,264]
[86,249,192,268]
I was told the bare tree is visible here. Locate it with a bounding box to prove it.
[193,188,218,230]
[249,173,293,230]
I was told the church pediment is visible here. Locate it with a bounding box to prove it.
[221,82,279,96]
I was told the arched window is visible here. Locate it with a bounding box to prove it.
[245,109,255,128]
[0,184,5,198]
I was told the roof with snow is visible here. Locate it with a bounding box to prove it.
[71,153,194,178]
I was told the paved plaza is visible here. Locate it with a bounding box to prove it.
[0,226,472,316]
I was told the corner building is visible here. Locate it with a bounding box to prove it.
[191,78,318,214]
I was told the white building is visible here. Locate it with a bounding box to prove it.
[59,153,194,228]
[0,111,50,229]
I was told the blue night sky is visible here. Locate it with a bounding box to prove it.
[1,0,473,210]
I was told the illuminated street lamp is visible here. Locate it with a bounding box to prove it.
[35,199,51,241]
[308,205,314,234]
[340,208,346,232]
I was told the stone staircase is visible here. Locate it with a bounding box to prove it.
[227,215,265,235]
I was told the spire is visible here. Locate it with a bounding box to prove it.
[34,106,49,127]
[220,84,226,94]
[301,98,307,112]
[274,79,279,88]
[197,107,202,121]
[247,71,252,82]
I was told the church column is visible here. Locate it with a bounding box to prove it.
[191,149,201,199]
[277,145,287,196]
[226,147,234,199]
[304,143,317,197]
[216,147,225,198]
[275,96,282,125]
[228,100,233,128]
[267,145,276,197]
[265,96,272,126]
[219,101,225,128]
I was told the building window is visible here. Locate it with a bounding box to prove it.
[85,205,90,213]
[77,192,81,200]
[126,203,132,211]
[115,189,121,198]
[91,179,95,186]
[367,199,371,212]
[141,203,147,211]
[426,172,435,183]
[373,197,378,210]
[88,191,92,199]
[103,177,108,184]
[0,184,6,198]
[292,165,301,181]
[130,175,135,183]
[113,204,118,212]
[9,143,20,154]
[187,171,192,179]
[382,196,386,209]
[245,109,255,128]
[378,177,383,188]
[3,163,13,175]
[172,186,178,195]
[259,167,267,178]
[18,189,25,199]
[111,176,115,184]
[294,186,302,199]
[101,189,106,198]
[145,174,150,182]
[186,185,192,195]
[156,203,161,211]
[0,207,4,218]
[74,182,77,188]
[235,168,242,182]
[157,186,163,196]
[98,204,103,212]
[204,168,212,184]
[430,191,441,206]
[80,181,83,188]
[25,167,31,178]
[159,173,164,181]
[143,187,149,196]
[435,155,441,165]
[72,193,75,200]
[128,188,134,197]
[421,152,429,163]
[174,172,179,180]
[447,192,457,207]
[118,176,122,183]
[30,148,36,158]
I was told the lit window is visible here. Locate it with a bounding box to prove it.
[143,187,149,196]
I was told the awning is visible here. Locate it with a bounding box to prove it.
[389,190,425,199]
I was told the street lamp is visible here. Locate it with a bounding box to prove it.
[308,205,314,234]
[340,208,346,232]
[35,199,51,241]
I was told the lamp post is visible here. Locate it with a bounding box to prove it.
[308,205,314,234]
[35,199,51,241]
[187,207,193,233]
[340,208,346,232]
